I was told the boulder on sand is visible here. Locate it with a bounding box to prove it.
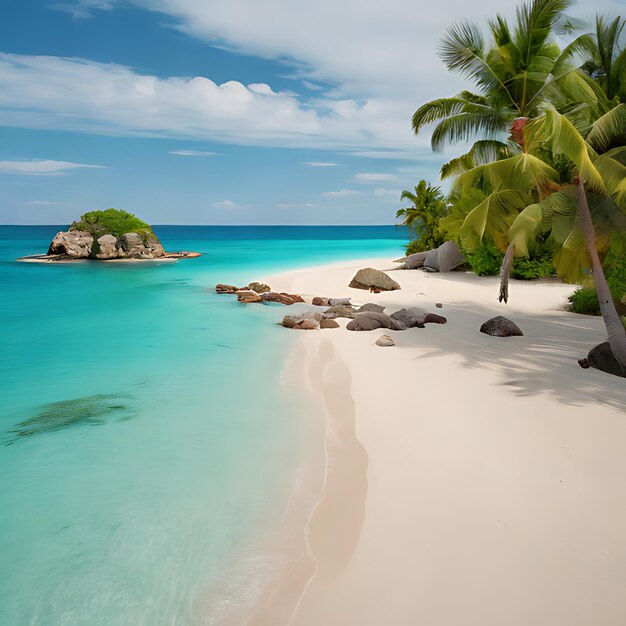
[323,304,355,319]
[356,303,386,314]
[422,240,466,273]
[320,318,340,329]
[348,268,401,291]
[393,251,429,270]
[312,296,330,307]
[282,311,323,330]
[260,292,304,305]
[375,334,395,347]
[480,316,523,337]
[579,342,625,378]
[346,312,405,331]
[390,308,447,328]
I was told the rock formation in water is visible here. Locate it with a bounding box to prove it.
[41,209,179,261]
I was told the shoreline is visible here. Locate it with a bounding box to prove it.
[248,256,626,625]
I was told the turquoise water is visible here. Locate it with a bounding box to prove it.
[0,225,407,625]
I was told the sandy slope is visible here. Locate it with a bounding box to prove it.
[252,258,626,626]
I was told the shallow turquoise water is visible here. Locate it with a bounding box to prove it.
[0,225,407,625]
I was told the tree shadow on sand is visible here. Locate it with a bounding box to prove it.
[403,301,626,413]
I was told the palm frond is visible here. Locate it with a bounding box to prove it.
[439,21,518,108]
[411,93,489,134]
[542,106,605,192]
[459,188,529,248]
[586,104,626,153]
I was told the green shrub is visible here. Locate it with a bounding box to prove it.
[568,256,626,316]
[464,241,503,276]
[568,286,601,315]
[71,208,156,242]
[511,241,556,280]
[405,238,425,255]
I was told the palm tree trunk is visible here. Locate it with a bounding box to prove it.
[498,243,515,303]
[577,180,626,372]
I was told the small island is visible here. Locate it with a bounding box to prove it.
[18,208,200,263]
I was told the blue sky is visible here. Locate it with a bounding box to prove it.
[0,0,621,224]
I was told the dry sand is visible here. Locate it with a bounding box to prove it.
[249,258,626,626]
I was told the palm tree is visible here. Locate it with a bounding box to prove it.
[412,0,597,177]
[580,15,626,105]
[506,105,626,372]
[396,181,448,251]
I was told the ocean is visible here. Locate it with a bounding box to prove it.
[0,225,408,625]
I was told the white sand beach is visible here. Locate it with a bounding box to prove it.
[251,258,626,626]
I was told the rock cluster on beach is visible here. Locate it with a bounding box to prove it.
[216,282,305,305]
[280,296,448,332]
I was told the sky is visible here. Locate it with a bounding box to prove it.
[0,0,623,225]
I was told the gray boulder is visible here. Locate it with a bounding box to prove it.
[94,234,119,259]
[47,231,94,258]
[480,316,523,337]
[329,297,352,306]
[423,240,466,273]
[323,304,355,319]
[579,342,625,378]
[119,232,146,257]
[356,303,386,314]
[312,296,330,306]
[346,312,405,331]
[390,308,426,328]
[145,238,165,258]
[349,268,401,291]
[394,251,429,269]
[437,240,466,272]
[390,308,447,327]
[282,311,323,330]
[423,248,440,272]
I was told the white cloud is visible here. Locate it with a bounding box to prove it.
[0,53,419,154]
[0,159,105,175]
[275,202,316,208]
[6,0,604,159]
[50,1,115,19]
[303,161,341,167]
[22,200,64,205]
[354,172,398,183]
[373,188,399,197]
[322,189,363,198]
[212,199,251,209]
[169,149,218,156]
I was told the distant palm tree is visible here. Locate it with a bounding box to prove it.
[580,15,626,105]
[396,181,448,251]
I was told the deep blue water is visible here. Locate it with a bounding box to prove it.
[0,225,408,625]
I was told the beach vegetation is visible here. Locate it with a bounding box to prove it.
[396,181,449,253]
[411,0,626,373]
[71,208,157,242]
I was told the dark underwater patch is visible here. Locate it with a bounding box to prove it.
[6,393,134,443]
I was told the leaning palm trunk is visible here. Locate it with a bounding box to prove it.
[498,243,515,303]
[577,181,626,373]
